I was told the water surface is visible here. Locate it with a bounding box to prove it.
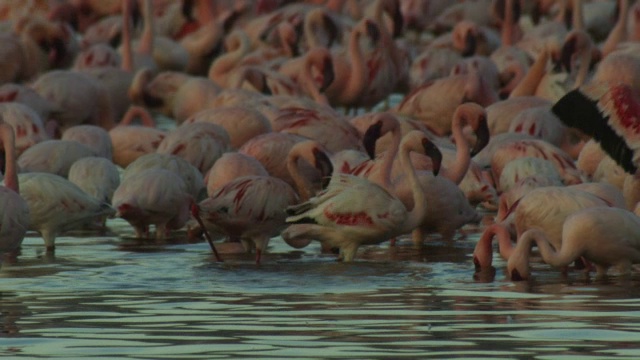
[2,217,640,359]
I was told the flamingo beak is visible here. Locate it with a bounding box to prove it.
[471,115,490,157]
[365,20,380,44]
[560,37,577,72]
[422,138,442,176]
[510,268,525,281]
[362,120,383,159]
[312,147,334,180]
[320,57,335,93]
[461,32,476,57]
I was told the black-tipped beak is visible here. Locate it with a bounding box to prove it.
[320,57,335,93]
[312,147,334,179]
[365,20,380,44]
[362,120,383,159]
[181,0,195,22]
[461,32,476,57]
[323,13,339,47]
[142,89,164,108]
[560,37,577,72]
[471,115,490,157]
[422,138,442,176]
[510,268,524,281]
[391,2,404,37]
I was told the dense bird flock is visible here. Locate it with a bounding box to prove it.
[1,0,640,280]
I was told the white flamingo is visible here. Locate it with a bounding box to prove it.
[281,130,437,261]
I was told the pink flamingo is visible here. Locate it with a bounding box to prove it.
[31,70,116,132]
[112,168,193,239]
[19,172,115,251]
[204,152,269,196]
[0,102,48,156]
[281,130,438,261]
[394,70,498,137]
[0,123,30,255]
[17,139,97,178]
[109,105,166,168]
[184,106,272,150]
[476,185,615,271]
[507,207,640,280]
[122,153,205,201]
[62,124,113,160]
[195,175,299,264]
[68,156,121,204]
[156,122,231,174]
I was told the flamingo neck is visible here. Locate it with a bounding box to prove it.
[287,153,313,201]
[473,223,514,268]
[501,0,514,46]
[601,0,629,57]
[573,43,592,88]
[572,0,584,30]
[521,228,573,268]
[208,32,250,85]
[373,126,401,190]
[1,125,18,193]
[137,0,154,55]
[340,25,367,104]
[397,138,426,234]
[509,49,549,98]
[447,112,471,185]
[121,0,134,72]
[300,52,328,105]
[120,106,155,127]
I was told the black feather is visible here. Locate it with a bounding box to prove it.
[552,89,637,173]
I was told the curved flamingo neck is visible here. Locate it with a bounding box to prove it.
[509,48,549,98]
[446,109,472,185]
[208,31,250,85]
[287,151,314,202]
[519,228,575,268]
[397,133,427,234]
[473,223,514,268]
[120,105,155,127]
[340,23,367,104]
[0,124,18,193]
[300,50,329,105]
[573,38,593,88]
[121,0,134,72]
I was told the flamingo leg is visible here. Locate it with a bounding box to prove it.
[190,204,223,262]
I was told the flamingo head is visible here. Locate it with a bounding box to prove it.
[364,19,381,44]
[471,114,490,157]
[363,120,383,159]
[312,146,334,186]
[422,138,442,176]
[506,246,531,281]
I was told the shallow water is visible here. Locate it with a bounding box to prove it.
[3,217,640,359]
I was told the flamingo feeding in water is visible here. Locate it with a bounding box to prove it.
[281,130,440,261]
[507,207,640,280]
[0,123,30,255]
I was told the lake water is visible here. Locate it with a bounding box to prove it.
[2,215,640,359]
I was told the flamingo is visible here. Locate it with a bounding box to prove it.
[0,102,48,156]
[122,153,205,201]
[507,207,640,280]
[17,139,97,178]
[18,172,115,251]
[113,167,193,239]
[195,175,299,264]
[62,124,113,160]
[156,122,231,174]
[68,156,121,204]
[394,70,498,136]
[109,105,166,168]
[204,152,269,196]
[31,70,116,131]
[184,106,272,150]
[0,123,30,255]
[281,130,438,261]
[474,184,618,272]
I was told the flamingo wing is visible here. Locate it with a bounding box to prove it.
[552,82,640,173]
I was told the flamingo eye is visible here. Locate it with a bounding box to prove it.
[218,206,229,214]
